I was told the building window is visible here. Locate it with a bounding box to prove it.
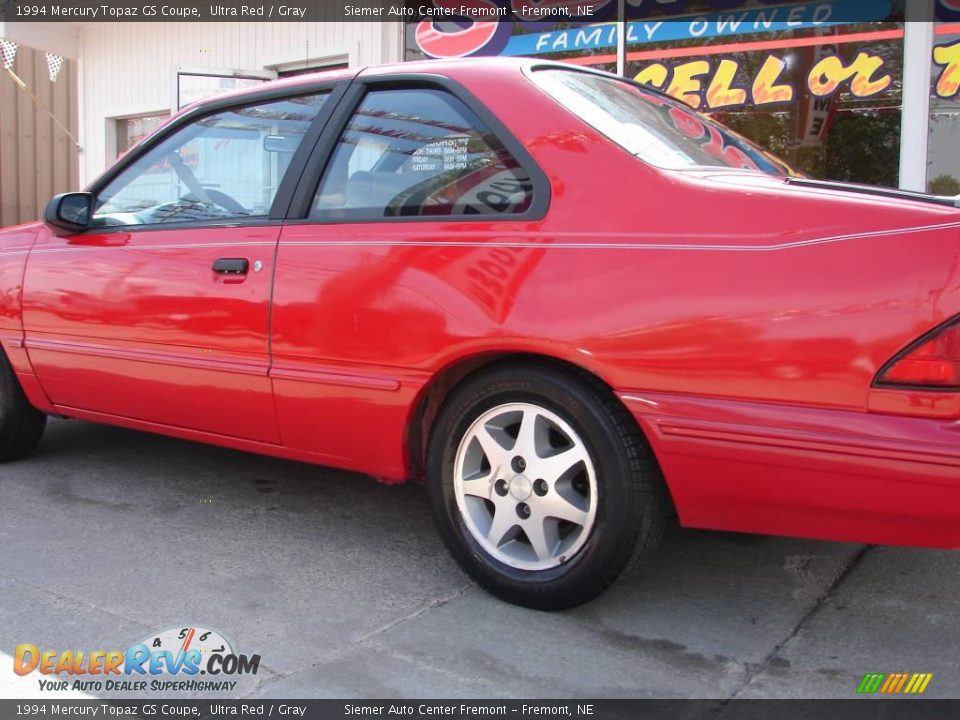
[177,71,272,110]
[116,114,169,157]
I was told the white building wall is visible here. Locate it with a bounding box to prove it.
[76,21,403,183]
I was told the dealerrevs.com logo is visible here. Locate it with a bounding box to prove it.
[13,626,261,693]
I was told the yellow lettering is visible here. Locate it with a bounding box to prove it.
[808,55,846,95]
[808,51,890,98]
[934,41,960,98]
[634,63,669,90]
[752,56,794,105]
[848,52,891,96]
[706,59,748,109]
[667,60,710,108]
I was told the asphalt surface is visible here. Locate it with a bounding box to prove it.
[1,418,958,700]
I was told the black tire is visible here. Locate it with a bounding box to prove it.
[0,350,47,462]
[426,362,669,610]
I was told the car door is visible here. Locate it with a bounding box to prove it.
[22,87,340,443]
[270,76,547,476]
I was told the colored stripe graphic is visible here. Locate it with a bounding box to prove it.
[857,673,886,693]
[906,674,934,694]
[883,673,909,693]
[879,674,898,693]
[858,673,933,694]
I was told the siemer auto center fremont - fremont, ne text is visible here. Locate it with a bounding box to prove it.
[343,704,591,715]
[345,4,592,17]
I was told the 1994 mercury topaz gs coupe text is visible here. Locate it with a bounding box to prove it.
[1,59,959,609]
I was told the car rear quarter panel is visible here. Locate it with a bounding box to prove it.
[276,62,960,546]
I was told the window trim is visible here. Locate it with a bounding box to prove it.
[81,79,353,235]
[285,73,551,225]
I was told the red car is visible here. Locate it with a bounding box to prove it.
[1,59,959,609]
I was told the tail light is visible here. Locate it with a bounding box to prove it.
[876,318,960,390]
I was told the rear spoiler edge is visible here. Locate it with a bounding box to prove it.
[784,177,960,209]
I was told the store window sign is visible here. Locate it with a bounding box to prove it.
[934,40,960,98]
[629,41,960,113]
[636,47,895,110]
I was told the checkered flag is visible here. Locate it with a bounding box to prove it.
[0,39,16,71]
[46,53,64,82]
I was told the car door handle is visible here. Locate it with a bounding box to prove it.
[212,258,249,276]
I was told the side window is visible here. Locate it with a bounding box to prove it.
[311,88,535,219]
[93,93,329,227]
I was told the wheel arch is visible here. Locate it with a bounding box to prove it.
[405,351,673,504]
[0,339,55,415]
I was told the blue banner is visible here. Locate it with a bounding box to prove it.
[501,0,893,57]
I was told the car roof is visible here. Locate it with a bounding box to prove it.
[177,57,557,115]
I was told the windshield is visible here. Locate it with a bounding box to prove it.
[530,68,791,176]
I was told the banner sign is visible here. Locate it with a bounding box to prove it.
[503,0,890,57]
[797,41,840,146]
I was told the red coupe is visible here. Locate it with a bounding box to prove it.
[1,59,959,609]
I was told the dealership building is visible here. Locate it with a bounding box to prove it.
[1,0,959,226]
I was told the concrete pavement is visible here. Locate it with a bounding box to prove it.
[1,418,957,699]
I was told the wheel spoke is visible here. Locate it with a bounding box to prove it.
[461,474,493,499]
[487,506,517,548]
[525,518,555,561]
[475,425,507,471]
[537,445,589,484]
[513,408,539,457]
[540,493,589,527]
